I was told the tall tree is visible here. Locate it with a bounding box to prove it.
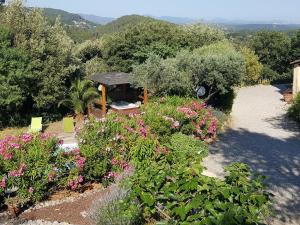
[0,27,34,127]
[240,47,263,85]
[291,29,300,61]
[251,31,291,74]
[0,0,77,125]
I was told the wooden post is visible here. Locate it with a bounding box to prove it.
[143,87,148,105]
[102,84,107,115]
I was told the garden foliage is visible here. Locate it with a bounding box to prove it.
[0,133,84,207]
[0,96,272,224]
[132,42,245,101]
[141,96,219,143]
[288,93,300,124]
[240,47,263,85]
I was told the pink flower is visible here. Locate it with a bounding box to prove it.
[21,134,33,143]
[208,119,218,134]
[71,148,80,155]
[104,172,119,179]
[48,173,55,182]
[191,101,206,111]
[78,175,84,183]
[28,187,34,193]
[68,176,84,191]
[172,121,180,129]
[58,140,64,145]
[200,117,206,127]
[9,163,26,177]
[75,155,86,170]
[0,177,6,189]
[3,152,13,160]
[177,107,198,119]
[114,134,124,141]
[124,125,134,132]
[111,158,118,165]
[9,143,20,149]
[138,120,145,127]
[41,133,51,140]
[139,127,147,138]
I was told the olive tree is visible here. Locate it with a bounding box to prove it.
[132,42,245,100]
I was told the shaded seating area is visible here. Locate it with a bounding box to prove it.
[89,72,148,117]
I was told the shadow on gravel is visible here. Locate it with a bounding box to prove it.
[210,128,300,224]
[265,114,300,132]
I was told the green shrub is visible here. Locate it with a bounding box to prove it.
[0,133,84,207]
[168,133,208,159]
[288,93,300,123]
[126,155,272,224]
[240,47,263,85]
[260,66,279,83]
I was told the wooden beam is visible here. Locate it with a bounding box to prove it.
[102,84,107,115]
[143,87,148,105]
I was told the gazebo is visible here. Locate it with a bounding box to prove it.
[89,72,148,116]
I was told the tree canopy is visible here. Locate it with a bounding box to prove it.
[251,31,291,74]
[0,0,77,126]
[131,42,245,100]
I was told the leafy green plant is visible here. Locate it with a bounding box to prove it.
[168,133,208,159]
[240,47,263,85]
[288,93,300,124]
[126,154,272,224]
[59,78,99,118]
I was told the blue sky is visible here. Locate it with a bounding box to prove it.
[25,0,300,23]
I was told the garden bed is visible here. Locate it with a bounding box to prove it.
[0,96,272,224]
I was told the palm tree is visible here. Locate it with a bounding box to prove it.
[59,78,99,121]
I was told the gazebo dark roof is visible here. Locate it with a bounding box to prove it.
[90,72,132,86]
[291,59,300,65]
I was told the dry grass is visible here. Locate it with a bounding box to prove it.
[0,127,27,139]
[0,120,64,139]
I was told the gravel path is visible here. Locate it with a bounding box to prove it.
[203,85,300,225]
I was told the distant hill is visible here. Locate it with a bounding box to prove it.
[95,15,156,36]
[79,14,115,25]
[41,8,96,28]
[155,16,199,25]
[221,23,300,31]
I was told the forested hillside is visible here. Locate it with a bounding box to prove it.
[94,15,156,36]
[42,8,96,27]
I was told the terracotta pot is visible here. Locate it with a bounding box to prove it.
[283,93,293,103]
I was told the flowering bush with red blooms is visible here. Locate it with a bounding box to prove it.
[141,96,220,143]
[0,133,85,208]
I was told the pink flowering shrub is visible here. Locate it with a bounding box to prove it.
[141,96,220,142]
[78,113,160,184]
[0,133,85,207]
